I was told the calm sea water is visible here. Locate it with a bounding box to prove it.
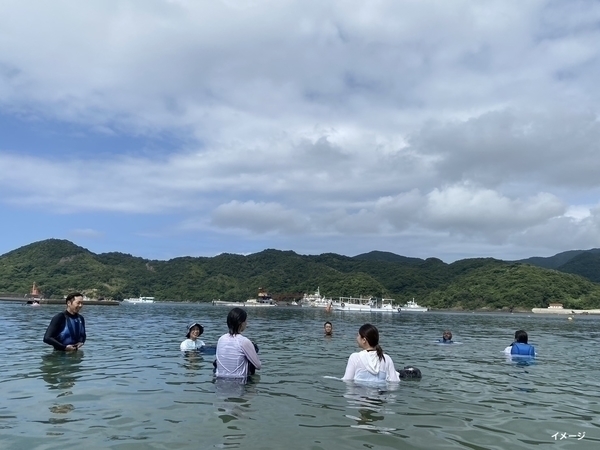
[1,302,599,449]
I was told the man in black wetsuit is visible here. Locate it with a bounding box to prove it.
[43,292,86,351]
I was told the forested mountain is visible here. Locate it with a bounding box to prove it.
[353,251,424,265]
[2,239,600,310]
[516,248,600,283]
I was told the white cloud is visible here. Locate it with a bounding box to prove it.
[211,200,309,234]
[1,1,600,261]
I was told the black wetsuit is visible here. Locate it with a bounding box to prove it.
[43,311,86,350]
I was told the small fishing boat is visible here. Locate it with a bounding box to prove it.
[399,299,428,312]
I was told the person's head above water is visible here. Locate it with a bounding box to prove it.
[227,307,248,335]
[356,323,384,361]
[442,330,453,342]
[324,321,333,335]
[65,292,84,315]
[514,330,528,343]
[186,322,204,339]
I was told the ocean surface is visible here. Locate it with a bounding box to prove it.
[1,302,599,449]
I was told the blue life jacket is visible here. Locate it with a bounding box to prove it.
[56,314,85,346]
[510,343,535,357]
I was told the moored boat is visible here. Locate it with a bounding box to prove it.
[212,298,276,308]
[332,296,398,312]
[212,288,277,308]
[300,287,333,308]
[399,299,428,312]
[123,296,155,304]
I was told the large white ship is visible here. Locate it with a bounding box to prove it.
[333,296,398,313]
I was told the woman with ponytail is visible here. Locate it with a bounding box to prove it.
[342,323,400,382]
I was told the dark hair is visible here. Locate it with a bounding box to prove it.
[324,321,332,328]
[65,292,83,304]
[227,307,247,335]
[359,323,384,361]
[514,330,528,343]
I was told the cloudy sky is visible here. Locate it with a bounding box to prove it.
[1,0,599,263]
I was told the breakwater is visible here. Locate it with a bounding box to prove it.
[531,307,600,315]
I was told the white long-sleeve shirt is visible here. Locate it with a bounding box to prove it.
[180,338,205,351]
[215,333,261,378]
[342,350,400,382]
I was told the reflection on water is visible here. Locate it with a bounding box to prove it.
[344,382,399,433]
[39,351,85,426]
[181,352,205,372]
[2,303,600,449]
[212,377,259,449]
[40,351,84,390]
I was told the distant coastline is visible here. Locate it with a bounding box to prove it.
[0,296,119,306]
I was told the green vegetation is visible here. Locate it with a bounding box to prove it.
[1,239,600,309]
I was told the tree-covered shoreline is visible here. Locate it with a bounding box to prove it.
[2,239,600,310]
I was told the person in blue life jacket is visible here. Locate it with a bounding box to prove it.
[43,292,86,351]
[504,330,535,357]
[438,330,453,343]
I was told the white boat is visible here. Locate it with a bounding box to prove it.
[399,299,428,312]
[212,288,277,308]
[300,287,333,308]
[333,296,398,313]
[123,296,155,304]
[244,298,276,307]
[212,299,245,307]
[212,298,276,308]
[371,298,398,312]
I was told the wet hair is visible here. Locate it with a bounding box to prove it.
[227,307,248,335]
[65,292,83,304]
[324,321,332,328]
[399,366,422,380]
[514,330,528,343]
[358,323,384,361]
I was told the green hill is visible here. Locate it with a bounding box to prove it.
[515,248,600,270]
[353,251,424,265]
[556,251,600,283]
[2,239,600,309]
